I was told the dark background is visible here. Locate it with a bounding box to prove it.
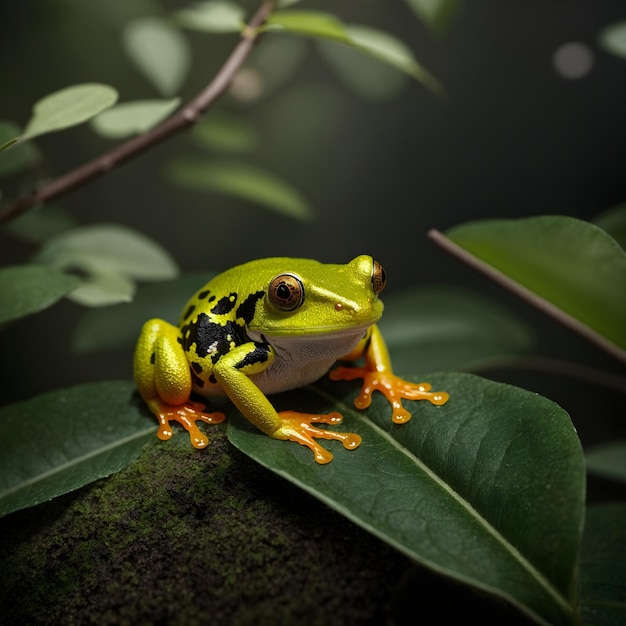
[1,0,625,442]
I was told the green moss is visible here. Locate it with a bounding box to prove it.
[0,425,409,625]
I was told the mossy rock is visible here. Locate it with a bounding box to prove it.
[0,425,410,625]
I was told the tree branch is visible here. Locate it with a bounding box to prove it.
[0,0,275,226]
[428,228,626,365]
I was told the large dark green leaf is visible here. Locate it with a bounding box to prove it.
[0,264,81,325]
[0,381,156,518]
[594,203,626,250]
[578,503,626,625]
[73,272,213,353]
[228,372,584,626]
[380,285,534,373]
[441,216,626,359]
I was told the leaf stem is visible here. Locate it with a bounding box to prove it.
[428,229,626,365]
[0,0,275,226]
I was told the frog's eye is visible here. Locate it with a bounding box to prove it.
[268,273,305,311]
[371,259,386,295]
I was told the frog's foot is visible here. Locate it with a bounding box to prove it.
[146,398,226,448]
[329,366,449,424]
[271,410,362,464]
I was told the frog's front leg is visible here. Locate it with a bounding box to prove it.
[134,319,225,447]
[213,341,361,464]
[330,325,448,424]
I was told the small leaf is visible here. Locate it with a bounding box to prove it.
[0,121,38,175]
[599,21,626,60]
[90,99,181,139]
[266,10,350,43]
[405,0,461,34]
[0,138,18,153]
[594,203,626,250]
[122,17,191,97]
[586,441,626,484]
[166,158,313,220]
[578,503,626,624]
[0,265,81,325]
[20,84,118,143]
[228,372,584,626]
[36,223,179,282]
[0,381,156,518]
[265,12,443,94]
[380,285,534,373]
[317,37,408,101]
[346,24,444,95]
[443,216,626,357]
[192,111,259,152]
[65,266,136,307]
[175,1,245,34]
[73,272,213,353]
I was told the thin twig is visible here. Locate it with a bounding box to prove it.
[0,0,275,226]
[428,228,626,365]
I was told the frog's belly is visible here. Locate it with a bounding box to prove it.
[195,327,368,398]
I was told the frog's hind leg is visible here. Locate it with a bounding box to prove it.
[134,319,225,448]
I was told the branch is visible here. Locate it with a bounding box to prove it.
[428,229,626,365]
[0,0,275,226]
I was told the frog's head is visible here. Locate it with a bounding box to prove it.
[248,255,386,337]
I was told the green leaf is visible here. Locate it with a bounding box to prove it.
[0,265,81,325]
[166,158,314,220]
[346,24,444,95]
[0,381,156,518]
[0,121,38,175]
[90,99,181,139]
[192,111,259,152]
[443,216,626,357]
[266,10,350,43]
[380,285,534,373]
[175,1,245,34]
[405,0,461,33]
[228,372,584,626]
[73,272,213,353]
[36,223,179,282]
[18,84,118,144]
[265,12,443,94]
[64,266,137,307]
[122,17,191,97]
[317,36,409,101]
[599,21,626,60]
[586,441,626,484]
[578,503,626,625]
[594,203,626,250]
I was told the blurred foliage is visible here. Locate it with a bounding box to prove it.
[0,1,625,624]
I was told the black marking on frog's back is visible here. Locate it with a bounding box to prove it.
[234,339,271,370]
[211,292,237,315]
[197,289,210,300]
[236,290,264,325]
[180,312,246,361]
[183,304,196,320]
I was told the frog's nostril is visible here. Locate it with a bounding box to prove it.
[334,302,344,311]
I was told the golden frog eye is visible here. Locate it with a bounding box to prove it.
[371,259,386,295]
[268,273,305,311]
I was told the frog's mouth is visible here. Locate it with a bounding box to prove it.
[249,320,378,340]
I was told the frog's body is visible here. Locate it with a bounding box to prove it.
[134,256,448,463]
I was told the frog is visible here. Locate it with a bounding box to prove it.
[133,255,448,464]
